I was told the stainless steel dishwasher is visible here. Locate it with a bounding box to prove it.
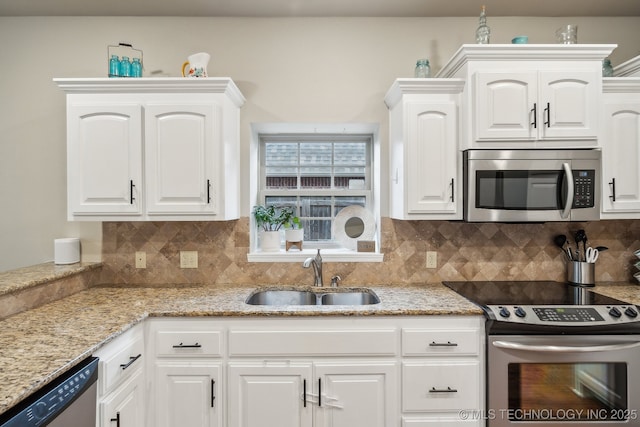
[0,357,98,427]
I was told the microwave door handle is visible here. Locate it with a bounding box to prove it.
[561,162,574,219]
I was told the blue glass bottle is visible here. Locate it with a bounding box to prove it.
[109,55,120,77]
[131,58,142,78]
[119,56,131,77]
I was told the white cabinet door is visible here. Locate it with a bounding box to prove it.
[227,362,313,427]
[474,70,599,142]
[67,104,142,217]
[405,102,458,215]
[474,72,537,141]
[601,96,640,214]
[539,71,599,140]
[145,103,220,215]
[155,362,222,427]
[314,362,397,427]
[99,369,145,427]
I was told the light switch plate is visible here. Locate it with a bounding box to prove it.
[180,251,198,269]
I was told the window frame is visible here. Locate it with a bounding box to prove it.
[259,134,372,248]
[248,123,383,263]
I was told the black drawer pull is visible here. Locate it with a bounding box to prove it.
[429,341,458,347]
[110,412,120,427]
[211,379,216,408]
[172,342,202,348]
[303,379,307,407]
[609,178,616,202]
[119,354,141,370]
[429,386,458,393]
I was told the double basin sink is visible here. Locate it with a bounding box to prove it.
[246,288,380,306]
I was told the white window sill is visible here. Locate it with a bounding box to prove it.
[247,248,384,263]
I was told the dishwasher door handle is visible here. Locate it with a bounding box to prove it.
[493,340,640,353]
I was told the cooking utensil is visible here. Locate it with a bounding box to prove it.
[585,247,599,263]
[595,246,608,252]
[553,234,572,260]
[574,229,586,261]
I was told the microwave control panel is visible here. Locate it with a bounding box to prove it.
[572,170,595,208]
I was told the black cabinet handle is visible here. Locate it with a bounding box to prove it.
[530,103,537,128]
[303,379,307,407]
[130,180,136,204]
[318,378,322,407]
[110,412,120,427]
[544,102,551,127]
[211,379,216,408]
[449,178,454,203]
[609,178,616,202]
[119,353,142,370]
[429,341,458,347]
[429,386,458,393]
[207,179,211,204]
[172,342,202,348]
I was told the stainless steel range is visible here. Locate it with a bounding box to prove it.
[444,281,640,427]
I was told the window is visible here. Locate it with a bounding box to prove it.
[249,123,382,262]
[260,135,371,245]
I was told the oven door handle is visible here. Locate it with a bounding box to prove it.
[560,162,574,219]
[493,340,640,353]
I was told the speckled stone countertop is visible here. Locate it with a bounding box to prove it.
[0,283,481,416]
[0,262,101,297]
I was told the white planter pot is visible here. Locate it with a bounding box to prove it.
[260,230,281,252]
[285,228,304,242]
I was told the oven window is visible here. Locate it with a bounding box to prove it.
[476,170,562,210]
[508,363,628,421]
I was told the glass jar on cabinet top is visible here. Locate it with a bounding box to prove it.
[131,57,142,77]
[119,56,132,77]
[414,59,430,78]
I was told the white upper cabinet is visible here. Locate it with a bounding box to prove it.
[600,79,640,218]
[475,70,599,142]
[385,79,465,220]
[55,78,245,221]
[437,44,616,149]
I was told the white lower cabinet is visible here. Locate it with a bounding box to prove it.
[99,370,145,427]
[227,362,313,427]
[145,316,484,427]
[155,363,222,427]
[93,324,145,427]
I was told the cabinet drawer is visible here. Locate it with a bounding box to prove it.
[95,327,144,395]
[402,329,479,356]
[155,329,223,357]
[229,328,397,356]
[402,361,480,412]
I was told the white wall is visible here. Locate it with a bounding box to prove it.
[1,16,639,272]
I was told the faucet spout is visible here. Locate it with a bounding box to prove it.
[302,249,323,286]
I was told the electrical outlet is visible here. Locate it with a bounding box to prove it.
[426,251,437,269]
[180,251,198,269]
[135,251,146,269]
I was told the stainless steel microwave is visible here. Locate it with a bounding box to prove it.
[463,149,601,222]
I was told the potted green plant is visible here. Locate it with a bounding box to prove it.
[252,205,296,252]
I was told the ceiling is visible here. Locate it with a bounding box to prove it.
[2,0,640,17]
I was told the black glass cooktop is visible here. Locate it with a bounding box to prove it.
[443,281,627,307]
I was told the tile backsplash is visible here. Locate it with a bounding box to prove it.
[99,219,640,286]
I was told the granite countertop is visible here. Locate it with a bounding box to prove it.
[0,282,481,416]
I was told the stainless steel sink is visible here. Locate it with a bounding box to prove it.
[246,290,316,305]
[320,291,380,305]
[245,289,380,306]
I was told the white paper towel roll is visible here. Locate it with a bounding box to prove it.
[54,238,80,265]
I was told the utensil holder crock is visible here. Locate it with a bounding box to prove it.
[568,261,595,286]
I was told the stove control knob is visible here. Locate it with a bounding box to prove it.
[609,307,622,318]
[625,307,638,318]
[514,307,527,318]
[499,307,511,318]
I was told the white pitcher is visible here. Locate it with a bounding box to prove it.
[182,52,210,77]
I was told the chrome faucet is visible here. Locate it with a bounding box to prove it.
[303,249,323,286]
